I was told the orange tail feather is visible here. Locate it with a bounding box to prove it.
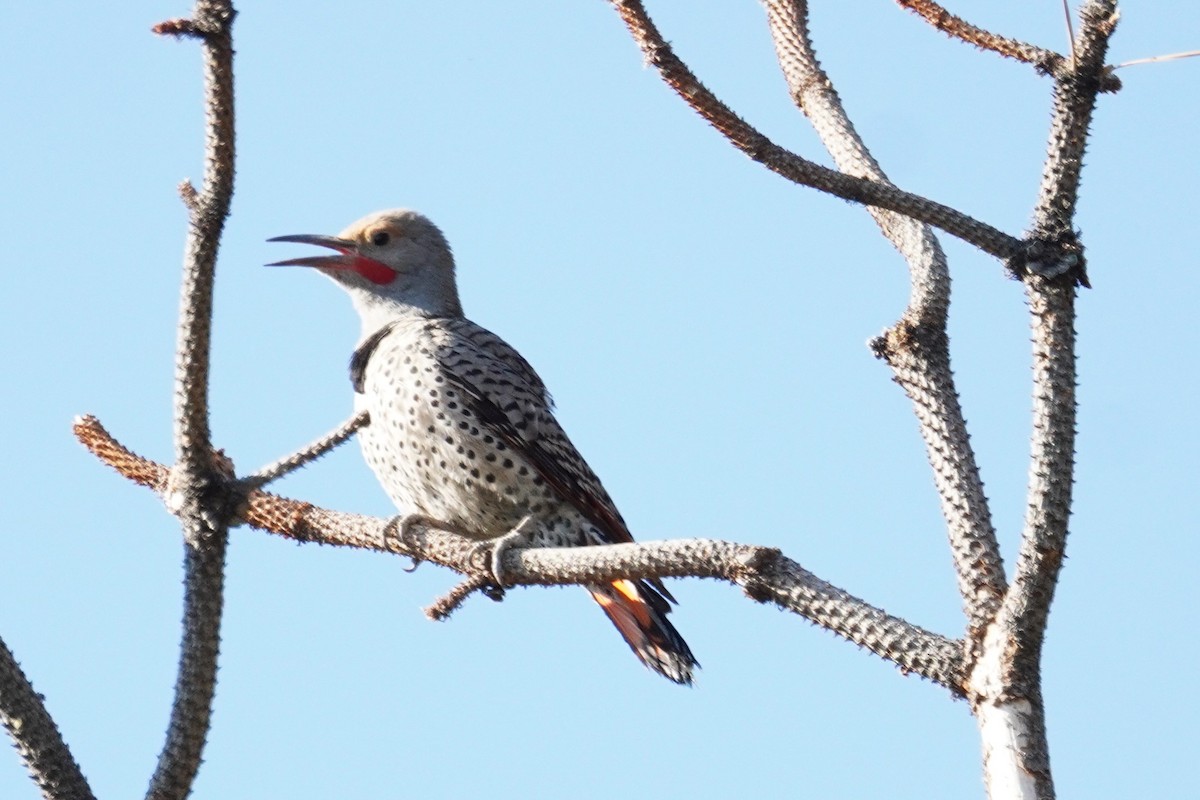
[588,579,698,685]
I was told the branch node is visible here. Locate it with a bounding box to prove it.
[1010,234,1089,287]
[741,576,772,605]
[735,545,780,575]
[1097,69,1123,93]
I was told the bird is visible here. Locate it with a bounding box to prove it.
[267,209,697,684]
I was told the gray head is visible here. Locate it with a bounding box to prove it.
[268,209,463,330]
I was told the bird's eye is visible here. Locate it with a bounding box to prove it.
[371,231,390,247]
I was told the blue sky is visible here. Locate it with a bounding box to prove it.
[3,2,1197,797]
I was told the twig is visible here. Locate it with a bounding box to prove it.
[606,0,1023,262]
[1114,49,1200,69]
[0,636,95,800]
[424,575,498,621]
[897,0,1120,91]
[897,0,1065,74]
[177,180,200,213]
[1061,0,1077,66]
[73,414,966,695]
[152,18,203,38]
[239,411,370,490]
[148,2,238,799]
[763,0,1006,651]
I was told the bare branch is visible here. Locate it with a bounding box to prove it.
[1003,277,1079,658]
[1024,0,1118,274]
[0,636,95,800]
[73,415,966,695]
[607,0,1023,261]
[148,2,238,798]
[763,0,1006,648]
[425,575,498,621]
[1061,0,1077,66]
[897,0,1120,92]
[897,0,1065,73]
[969,3,1118,795]
[239,411,370,490]
[164,0,236,475]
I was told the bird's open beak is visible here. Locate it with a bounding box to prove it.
[266,234,397,285]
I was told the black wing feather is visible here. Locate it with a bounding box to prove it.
[442,368,677,608]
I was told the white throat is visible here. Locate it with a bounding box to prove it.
[345,279,458,340]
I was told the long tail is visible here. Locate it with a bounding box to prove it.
[588,579,698,685]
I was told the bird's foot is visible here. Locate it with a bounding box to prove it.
[480,515,538,588]
[382,512,448,572]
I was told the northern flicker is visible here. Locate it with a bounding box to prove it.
[268,209,697,684]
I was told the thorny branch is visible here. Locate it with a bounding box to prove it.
[897,0,1068,74]
[898,0,1130,96]
[73,414,967,695]
[895,0,1121,93]
[1002,0,1118,686]
[761,0,1005,653]
[240,411,370,490]
[0,638,94,800]
[608,1,1122,798]
[147,2,237,800]
[607,0,1023,262]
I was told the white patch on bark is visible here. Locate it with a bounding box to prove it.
[970,622,1038,800]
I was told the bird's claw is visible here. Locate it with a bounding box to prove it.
[383,512,447,571]
[479,515,537,588]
